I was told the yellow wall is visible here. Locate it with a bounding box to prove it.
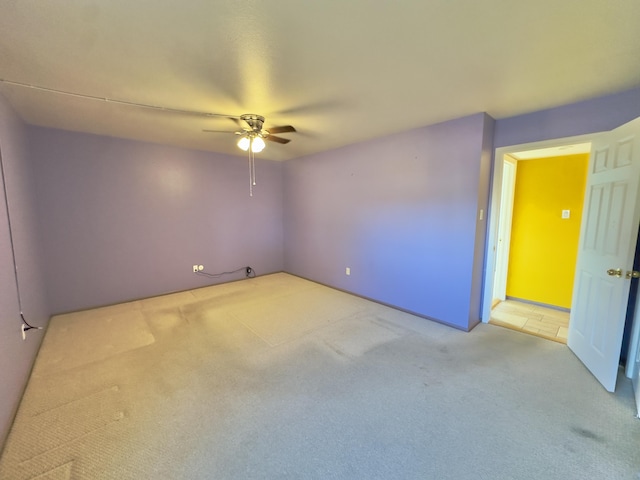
[506,154,588,309]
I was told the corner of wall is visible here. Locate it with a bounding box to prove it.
[0,93,50,452]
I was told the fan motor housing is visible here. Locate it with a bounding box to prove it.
[241,114,265,132]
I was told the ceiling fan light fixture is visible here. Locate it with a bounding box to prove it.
[237,136,251,151]
[237,135,265,153]
[251,136,265,153]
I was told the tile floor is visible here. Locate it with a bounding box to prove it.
[490,299,570,344]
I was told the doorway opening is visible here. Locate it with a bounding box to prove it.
[490,300,570,343]
[482,117,640,396]
[488,143,591,344]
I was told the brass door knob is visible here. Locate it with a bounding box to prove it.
[626,270,640,279]
[607,268,622,277]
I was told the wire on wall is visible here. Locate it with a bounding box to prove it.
[195,266,256,279]
[0,147,43,336]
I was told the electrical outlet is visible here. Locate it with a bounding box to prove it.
[21,324,26,341]
[346,267,351,276]
[193,265,199,273]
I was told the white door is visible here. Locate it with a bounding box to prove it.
[492,156,517,302]
[568,117,640,392]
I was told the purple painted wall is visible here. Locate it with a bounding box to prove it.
[0,96,50,451]
[29,127,284,314]
[283,113,494,331]
[494,87,640,148]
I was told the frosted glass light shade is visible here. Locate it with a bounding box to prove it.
[252,136,265,152]
[237,136,266,153]
[238,136,250,151]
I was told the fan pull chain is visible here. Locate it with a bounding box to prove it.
[248,137,256,196]
[251,149,257,187]
[248,148,253,197]
[244,134,262,196]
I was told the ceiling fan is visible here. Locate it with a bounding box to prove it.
[203,114,296,152]
[203,114,297,196]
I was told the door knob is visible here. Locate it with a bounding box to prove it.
[626,270,640,279]
[607,268,622,277]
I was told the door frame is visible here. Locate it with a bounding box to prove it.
[492,154,517,303]
[482,132,596,324]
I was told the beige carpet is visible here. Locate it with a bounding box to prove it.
[0,273,638,479]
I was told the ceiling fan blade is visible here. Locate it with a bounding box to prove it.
[202,129,237,134]
[266,135,291,144]
[268,125,296,134]
[229,117,243,128]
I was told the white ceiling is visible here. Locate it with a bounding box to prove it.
[1,1,639,161]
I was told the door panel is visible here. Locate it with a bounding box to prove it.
[569,117,640,392]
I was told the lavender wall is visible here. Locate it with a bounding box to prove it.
[29,127,284,314]
[494,87,640,148]
[283,113,494,330]
[0,97,50,451]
